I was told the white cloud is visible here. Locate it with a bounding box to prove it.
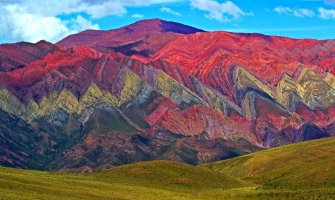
[0,4,99,43]
[0,0,184,18]
[160,7,181,16]
[274,6,292,15]
[0,0,181,43]
[76,1,126,18]
[78,0,184,18]
[274,5,335,19]
[274,6,315,18]
[190,0,249,22]
[131,14,144,19]
[226,26,334,33]
[318,7,335,19]
[296,8,315,17]
[70,15,100,31]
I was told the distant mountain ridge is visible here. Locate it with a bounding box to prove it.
[0,40,59,72]
[0,19,334,172]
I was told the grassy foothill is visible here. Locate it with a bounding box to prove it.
[2,137,335,199]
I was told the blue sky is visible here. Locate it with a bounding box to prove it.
[1,0,335,44]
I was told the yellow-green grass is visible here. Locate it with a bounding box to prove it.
[203,137,335,190]
[3,138,335,199]
[1,160,254,200]
[3,163,334,200]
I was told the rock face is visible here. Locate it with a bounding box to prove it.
[0,19,334,172]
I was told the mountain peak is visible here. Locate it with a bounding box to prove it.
[56,18,204,57]
[36,39,52,44]
[0,39,59,72]
[126,18,204,34]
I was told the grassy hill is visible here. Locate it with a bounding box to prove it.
[2,138,335,199]
[203,137,335,191]
[0,160,252,200]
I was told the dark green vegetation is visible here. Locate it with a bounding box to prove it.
[2,137,335,199]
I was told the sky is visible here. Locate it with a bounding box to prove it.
[1,0,335,44]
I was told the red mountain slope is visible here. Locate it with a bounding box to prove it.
[153,31,334,89]
[0,40,60,72]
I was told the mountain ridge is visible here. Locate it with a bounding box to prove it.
[57,19,204,57]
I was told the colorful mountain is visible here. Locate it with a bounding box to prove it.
[0,19,334,172]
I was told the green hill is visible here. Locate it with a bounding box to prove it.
[3,138,335,200]
[0,160,250,200]
[203,137,335,191]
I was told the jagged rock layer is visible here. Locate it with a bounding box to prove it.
[0,47,258,143]
[0,45,263,171]
[0,19,334,172]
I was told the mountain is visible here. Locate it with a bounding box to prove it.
[57,19,204,57]
[0,45,261,172]
[0,40,59,72]
[0,19,334,172]
[2,137,335,199]
[152,31,335,110]
[151,30,335,147]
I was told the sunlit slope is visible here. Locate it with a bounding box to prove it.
[203,137,335,190]
[0,160,249,200]
[2,157,335,200]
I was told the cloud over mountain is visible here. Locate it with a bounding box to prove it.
[0,0,182,42]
